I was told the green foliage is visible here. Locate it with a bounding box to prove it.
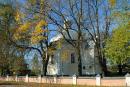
[0,0,49,76]
[0,3,29,76]
[104,23,130,65]
[11,57,29,75]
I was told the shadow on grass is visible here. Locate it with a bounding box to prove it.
[0,81,23,85]
[0,81,124,87]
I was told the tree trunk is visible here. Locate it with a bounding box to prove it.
[99,54,108,76]
[77,48,82,76]
[42,54,49,76]
[118,64,123,75]
[96,41,108,76]
[101,51,108,76]
[102,58,108,76]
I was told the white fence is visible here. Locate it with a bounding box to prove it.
[1,74,130,86]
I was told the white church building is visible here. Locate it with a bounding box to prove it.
[47,21,102,76]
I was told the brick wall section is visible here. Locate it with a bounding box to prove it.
[58,77,72,84]
[0,77,6,81]
[77,78,96,86]
[8,76,15,81]
[44,77,54,84]
[17,77,25,82]
[28,77,38,83]
[0,76,127,86]
[101,79,125,86]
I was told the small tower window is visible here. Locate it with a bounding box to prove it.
[71,53,75,63]
[83,66,86,70]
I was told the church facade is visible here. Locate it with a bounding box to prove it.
[47,33,102,76]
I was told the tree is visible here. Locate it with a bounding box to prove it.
[104,23,130,74]
[11,56,29,75]
[48,0,114,75]
[83,0,115,75]
[0,2,28,76]
[48,0,87,75]
[10,0,52,76]
[107,0,130,33]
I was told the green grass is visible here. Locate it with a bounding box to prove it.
[0,81,124,87]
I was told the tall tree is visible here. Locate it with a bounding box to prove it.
[11,0,51,76]
[104,23,130,74]
[83,0,113,75]
[0,2,28,76]
[11,56,29,75]
[48,0,114,75]
[48,0,87,75]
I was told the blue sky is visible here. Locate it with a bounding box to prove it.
[18,0,26,3]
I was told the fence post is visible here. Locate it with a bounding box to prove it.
[96,74,101,86]
[15,75,18,82]
[25,74,29,82]
[6,75,9,81]
[38,75,42,83]
[72,74,77,85]
[54,76,57,83]
[125,73,130,87]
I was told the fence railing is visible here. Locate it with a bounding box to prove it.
[1,73,130,86]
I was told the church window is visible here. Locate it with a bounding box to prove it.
[51,55,54,64]
[83,66,86,70]
[71,53,75,63]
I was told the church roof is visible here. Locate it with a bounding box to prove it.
[50,30,90,42]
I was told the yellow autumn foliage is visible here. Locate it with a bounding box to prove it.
[32,20,47,35]
[109,0,116,7]
[32,28,43,35]
[13,22,31,40]
[17,22,31,33]
[38,20,47,27]
[34,14,39,20]
[15,11,25,22]
[13,9,48,44]
[28,0,36,5]
[14,33,22,40]
[15,11,20,21]
[30,20,48,44]
[40,0,44,4]
[31,35,47,44]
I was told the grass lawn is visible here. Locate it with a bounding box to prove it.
[0,81,85,87]
[0,81,123,87]
[0,81,93,87]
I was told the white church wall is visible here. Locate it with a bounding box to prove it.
[47,40,102,76]
[59,42,78,76]
[81,48,95,75]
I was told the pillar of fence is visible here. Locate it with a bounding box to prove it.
[15,75,18,82]
[25,74,29,82]
[125,73,130,87]
[72,74,77,85]
[38,75,42,83]
[6,75,9,81]
[54,76,57,83]
[96,74,101,86]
